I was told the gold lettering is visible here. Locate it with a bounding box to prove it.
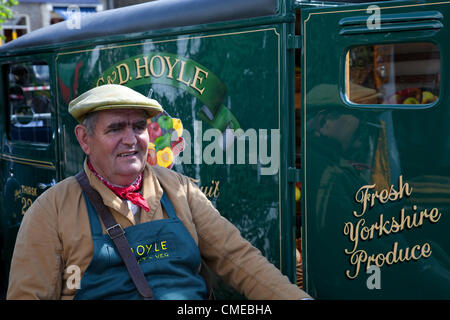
[410,244,422,260]
[177,60,192,86]
[150,55,166,77]
[200,185,213,198]
[346,249,367,279]
[345,207,441,248]
[190,178,221,199]
[164,56,180,79]
[345,242,434,280]
[378,188,389,204]
[398,175,413,198]
[21,185,37,196]
[21,197,33,215]
[367,252,385,268]
[428,207,442,223]
[353,176,412,217]
[116,63,131,85]
[343,219,365,255]
[421,242,432,258]
[390,218,401,233]
[385,242,396,265]
[107,71,117,84]
[344,175,441,281]
[212,180,220,198]
[190,66,208,95]
[135,56,150,79]
[353,184,375,217]
[161,241,167,250]
[360,225,372,241]
[96,76,105,86]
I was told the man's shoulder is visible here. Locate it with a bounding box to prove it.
[38,175,80,202]
[149,165,189,184]
[24,175,81,220]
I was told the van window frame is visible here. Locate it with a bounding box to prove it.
[341,41,441,109]
[3,59,54,146]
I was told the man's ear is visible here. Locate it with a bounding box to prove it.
[74,124,91,155]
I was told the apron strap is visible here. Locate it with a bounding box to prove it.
[82,191,104,237]
[160,192,178,219]
[75,170,154,300]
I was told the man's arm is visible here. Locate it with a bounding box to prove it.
[7,196,63,300]
[183,176,311,300]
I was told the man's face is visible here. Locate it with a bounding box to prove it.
[78,109,149,186]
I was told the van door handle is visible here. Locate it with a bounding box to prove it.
[38,179,56,190]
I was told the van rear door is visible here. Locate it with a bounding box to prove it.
[301,1,450,299]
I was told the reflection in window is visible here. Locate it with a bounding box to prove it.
[346,42,440,105]
[7,62,52,144]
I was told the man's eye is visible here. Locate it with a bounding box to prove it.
[106,126,123,133]
[134,122,148,131]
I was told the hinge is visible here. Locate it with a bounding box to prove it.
[287,167,302,182]
[287,34,301,50]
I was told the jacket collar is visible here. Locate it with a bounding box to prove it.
[83,159,163,221]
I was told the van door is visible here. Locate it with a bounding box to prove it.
[301,1,450,299]
[0,57,57,282]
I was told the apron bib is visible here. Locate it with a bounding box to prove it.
[74,191,207,300]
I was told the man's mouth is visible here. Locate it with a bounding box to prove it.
[117,151,139,157]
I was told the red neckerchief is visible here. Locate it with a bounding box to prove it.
[87,161,150,212]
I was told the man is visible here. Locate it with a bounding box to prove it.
[7,84,311,300]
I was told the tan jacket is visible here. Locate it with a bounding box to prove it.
[7,161,310,300]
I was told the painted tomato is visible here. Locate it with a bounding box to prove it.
[148,121,162,142]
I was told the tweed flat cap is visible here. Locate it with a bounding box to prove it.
[69,84,163,122]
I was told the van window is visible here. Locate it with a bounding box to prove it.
[7,62,53,144]
[345,42,440,105]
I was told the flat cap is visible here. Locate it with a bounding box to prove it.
[69,84,163,122]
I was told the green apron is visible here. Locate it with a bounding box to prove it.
[74,191,207,300]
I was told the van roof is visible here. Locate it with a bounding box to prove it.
[0,0,277,54]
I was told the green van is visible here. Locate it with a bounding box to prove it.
[0,0,448,299]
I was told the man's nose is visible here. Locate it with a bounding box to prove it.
[122,126,138,145]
